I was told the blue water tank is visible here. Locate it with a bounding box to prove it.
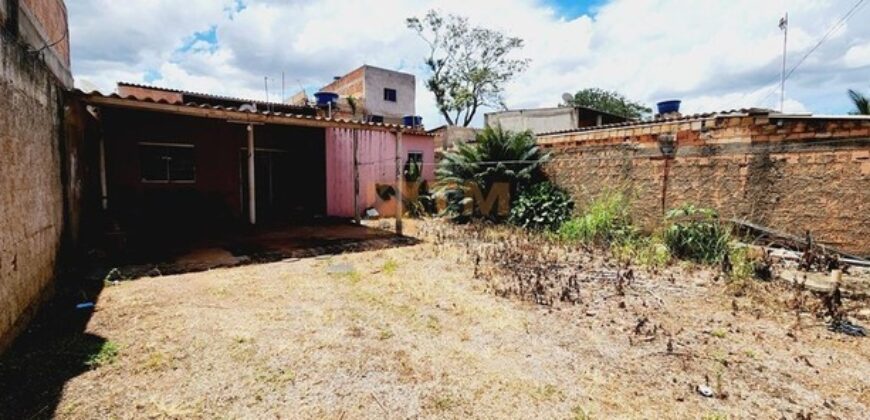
[314,92,338,107]
[657,100,681,115]
[403,115,423,127]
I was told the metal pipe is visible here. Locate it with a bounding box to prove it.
[247,124,256,225]
[99,133,108,210]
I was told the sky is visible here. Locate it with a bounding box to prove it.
[68,0,870,127]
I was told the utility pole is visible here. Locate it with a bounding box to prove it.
[264,76,270,110]
[779,12,788,112]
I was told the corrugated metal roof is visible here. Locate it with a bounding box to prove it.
[74,88,433,136]
[117,82,306,108]
[537,108,774,137]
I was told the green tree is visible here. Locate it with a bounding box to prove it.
[436,126,547,220]
[848,89,869,115]
[407,11,530,127]
[565,88,652,119]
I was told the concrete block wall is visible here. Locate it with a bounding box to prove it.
[0,0,69,351]
[541,114,870,255]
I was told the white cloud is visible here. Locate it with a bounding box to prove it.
[844,42,870,68]
[69,0,870,127]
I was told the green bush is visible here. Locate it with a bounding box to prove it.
[508,182,574,231]
[436,125,548,221]
[558,191,636,245]
[403,160,434,217]
[663,204,731,264]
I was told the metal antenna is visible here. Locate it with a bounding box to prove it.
[282,71,285,104]
[779,12,788,112]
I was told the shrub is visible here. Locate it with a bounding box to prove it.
[557,191,636,245]
[612,235,671,268]
[403,160,434,217]
[727,245,756,280]
[663,204,731,264]
[508,181,574,231]
[436,125,548,221]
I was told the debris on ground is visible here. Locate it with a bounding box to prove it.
[696,385,714,398]
[827,319,867,337]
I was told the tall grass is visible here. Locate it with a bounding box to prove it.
[663,204,731,264]
[557,191,636,245]
[612,235,671,268]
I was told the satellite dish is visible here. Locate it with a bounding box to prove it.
[561,92,574,104]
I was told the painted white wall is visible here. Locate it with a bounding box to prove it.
[363,66,415,123]
[485,107,577,135]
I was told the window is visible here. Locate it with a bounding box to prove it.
[383,88,397,102]
[404,151,424,180]
[139,143,195,183]
[407,151,423,165]
[370,115,384,123]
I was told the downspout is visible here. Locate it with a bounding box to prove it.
[247,124,256,225]
[99,129,108,210]
[657,133,677,215]
[661,158,670,215]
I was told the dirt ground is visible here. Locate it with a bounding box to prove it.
[4,221,870,419]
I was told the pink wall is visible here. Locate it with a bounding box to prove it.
[325,128,434,218]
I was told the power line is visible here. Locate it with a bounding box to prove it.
[727,0,868,110]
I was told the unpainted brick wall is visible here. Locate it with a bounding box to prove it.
[0,25,65,350]
[542,115,870,255]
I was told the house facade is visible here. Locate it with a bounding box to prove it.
[76,83,434,250]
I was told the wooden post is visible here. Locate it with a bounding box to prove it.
[353,129,360,224]
[395,129,403,236]
[247,124,256,225]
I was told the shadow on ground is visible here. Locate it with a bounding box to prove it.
[0,267,106,419]
[0,219,418,418]
[98,219,421,280]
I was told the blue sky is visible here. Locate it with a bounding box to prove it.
[544,0,603,19]
[69,0,870,127]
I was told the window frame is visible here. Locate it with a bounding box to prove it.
[138,142,197,184]
[383,88,397,102]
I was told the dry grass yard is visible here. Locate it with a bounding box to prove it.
[2,221,869,419]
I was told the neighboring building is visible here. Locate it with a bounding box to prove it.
[75,83,435,247]
[486,106,630,135]
[319,65,416,125]
[428,125,480,151]
[538,109,870,255]
[1,0,75,351]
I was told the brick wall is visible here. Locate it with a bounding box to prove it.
[0,23,66,350]
[321,66,365,98]
[20,0,69,66]
[541,113,870,255]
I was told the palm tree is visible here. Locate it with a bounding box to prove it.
[848,89,869,115]
[436,125,548,220]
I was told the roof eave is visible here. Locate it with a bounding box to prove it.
[76,90,434,136]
